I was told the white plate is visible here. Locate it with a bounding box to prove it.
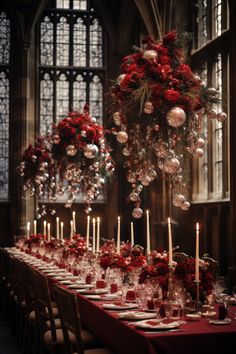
[117,311,156,320]
[67,283,94,289]
[186,314,201,321]
[209,318,231,325]
[135,320,180,330]
[85,294,118,301]
[79,288,109,295]
[102,303,138,310]
[59,280,72,285]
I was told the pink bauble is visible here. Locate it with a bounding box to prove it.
[166,107,186,128]
[217,112,227,122]
[207,109,217,119]
[66,145,77,156]
[143,101,154,114]
[173,194,185,207]
[116,131,128,144]
[132,207,143,219]
[194,148,204,158]
[196,137,205,148]
[164,157,181,174]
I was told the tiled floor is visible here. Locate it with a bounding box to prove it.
[0,313,20,354]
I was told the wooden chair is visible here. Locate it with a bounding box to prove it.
[54,285,114,354]
[173,252,189,263]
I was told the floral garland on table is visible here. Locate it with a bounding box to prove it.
[99,241,147,272]
[110,30,227,218]
[139,248,214,300]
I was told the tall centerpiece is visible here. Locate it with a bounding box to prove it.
[109,30,226,218]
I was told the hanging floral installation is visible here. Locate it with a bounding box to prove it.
[110,30,227,218]
[19,106,115,216]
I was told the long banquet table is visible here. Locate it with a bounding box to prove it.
[4,248,236,354]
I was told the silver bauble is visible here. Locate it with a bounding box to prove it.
[154,124,160,131]
[207,109,217,120]
[217,112,227,122]
[141,175,151,186]
[132,207,143,219]
[113,112,122,126]
[143,101,154,114]
[53,134,60,144]
[129,192,140,202]
[81,130,86,137]
[122,147,131,156]
[164,157,181,174]
[143,50,158,60]
[32,155,37,162]
[196,137,205,148]
[181,200,190,211]
[194,148,204,158]
[137,184,143,192]
[166,107,186,128]
[66,145,77,156]
[173,194,185,207]
[116,131,128,144]
[83,144,99,159]
[147,169,157,180]
[117,74,126,85]
[153,141,168,158]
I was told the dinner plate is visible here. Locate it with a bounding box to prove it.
[102,303,138,310]
[134,320,180,330]
[117,311,156,321]
[85,294,118,301]
[59,280,72,285]
[67,283,94,289]
[186,313,201,321]
[209,318,231,325]
[79,288,109,295]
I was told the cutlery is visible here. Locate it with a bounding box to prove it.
[144,329,185,334]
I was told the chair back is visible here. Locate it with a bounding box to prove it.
[54,285,84,354]
[30,269,57,341]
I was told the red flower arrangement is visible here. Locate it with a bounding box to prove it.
[110,30,226,218]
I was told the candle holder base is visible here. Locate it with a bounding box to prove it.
[194,280,200,310]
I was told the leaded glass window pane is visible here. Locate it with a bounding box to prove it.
[0,71,9,199]
[0,12,10,65]
[56,73,69,121]
[89,18,103,67]
[56,17,69,66]
[74,0,87,10]
[40,17,54,66]
[40,73,54,135]
[73,74,86,111]
[198,0,207,47]
[214,0,222,37]
[56,0,70,9]
[89,75,103,123]
[74,18,86,67]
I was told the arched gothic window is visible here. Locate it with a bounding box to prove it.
[39,0,105,136]
[192,0,229,202]
[0,11,10,200]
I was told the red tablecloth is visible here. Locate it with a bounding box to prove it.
[76,293,236,354]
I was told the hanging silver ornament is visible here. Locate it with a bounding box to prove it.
[164,157,181,174]
[53,134,60,144]
[132,207,143,219]
[117,74,126,84]
[196,137,205,148]
[154,124,160,131]
[141,175,151,186]
[116,131,128,144]
[143,101,154,114]
[129,192,140,202]
[83,144,99,159]
[172,194,185,207]
[216,112,227,122]
[51,209,56,215]
[91,117,96,123]
[194,148,204,158]
[166,107,186,128]
[143,50,158,60]
[122,147,131,156]
[66,145,78,156]
[181,200,190,210]
[113,112,122,126]
[81,130,86,137]
[137,184,143,192]
[153,141,168,158]
[32,155,37,162]
[147,169,157,180]
[207,109,217,120]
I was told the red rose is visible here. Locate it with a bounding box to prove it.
[164,89,181,102]
[159,55,170,65]
[163,30,177,45]
[179,63,192,77]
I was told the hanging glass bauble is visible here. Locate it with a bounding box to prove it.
[66,145,78,156]
[83,144,99,159]
[166,107,186,128]
[132,207,143,219]
[116,131,128,144]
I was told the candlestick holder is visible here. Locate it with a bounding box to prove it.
[194,280,200,310]
[168,265,175,301]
